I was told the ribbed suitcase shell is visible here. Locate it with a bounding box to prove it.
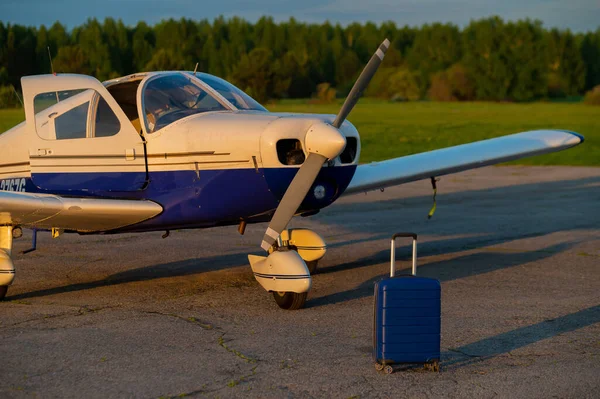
[374,276,441,365]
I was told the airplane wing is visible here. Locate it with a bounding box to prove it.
[343,130,583,195]
[0,191,162,232]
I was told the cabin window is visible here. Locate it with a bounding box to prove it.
[33,89,121,140]
[34,89,85,114]
[54,102,89,139]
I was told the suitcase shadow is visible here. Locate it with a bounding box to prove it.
[441,304,600,370]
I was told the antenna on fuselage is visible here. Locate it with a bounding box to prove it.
[10,85,24,108]
[47,46,56,76]
[47,46,60,103]
[193,62,198,76]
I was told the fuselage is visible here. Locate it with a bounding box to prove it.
[0,72,361,233]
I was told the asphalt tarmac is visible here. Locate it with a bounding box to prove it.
[1,166,599,398]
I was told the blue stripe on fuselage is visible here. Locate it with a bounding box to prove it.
[20,165,357,232]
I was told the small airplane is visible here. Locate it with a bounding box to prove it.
[0,39,584,309]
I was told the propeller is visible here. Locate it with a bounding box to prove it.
[260,38,391,252]
[333,38,390,128]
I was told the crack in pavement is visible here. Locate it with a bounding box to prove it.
[134,310,258,364]
[0,305,121,329]
[137,310,215,330]
[158,365,259,399]
[218,334,258,363]
[224,365,259,388]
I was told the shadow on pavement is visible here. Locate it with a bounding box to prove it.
[8,251,252,301]
[8,174,598,301]
[320,175,599,253]
[442,304,600,370]
[308,241,577,308]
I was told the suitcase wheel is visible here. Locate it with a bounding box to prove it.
[384,365,394,374]
[424,360,440,372]
[374,363,384,371]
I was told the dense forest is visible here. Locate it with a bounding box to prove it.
[0,16,599,106]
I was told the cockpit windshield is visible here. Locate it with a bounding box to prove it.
[143,74,227,133]
[191,73,267,112]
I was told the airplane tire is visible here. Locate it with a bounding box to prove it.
[272,291,307,310]
[306,260,318,274]
[0,286,7,301]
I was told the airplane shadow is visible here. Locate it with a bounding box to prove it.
[318,175,600,251]
[307,241,577,308]
[8,174,599,301]
[10,236,576,302]
[318,231,559,276]
[9,251,253,301]
[442,304,600,370]
[325,175,600,217]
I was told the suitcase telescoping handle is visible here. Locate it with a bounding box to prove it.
[390,232,417,277]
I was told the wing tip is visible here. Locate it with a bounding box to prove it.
[558,130,585,144]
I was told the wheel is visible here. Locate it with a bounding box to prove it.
[384,365,394,374]
[306,260,318,274]
[0,286,7,301]
[374,363,384,371]
[425,360,440,372]
[272,291,307,310]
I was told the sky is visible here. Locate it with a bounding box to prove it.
[0,0,598,32]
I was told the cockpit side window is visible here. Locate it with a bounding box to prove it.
[143,74,227,133]
[94,97,121,137]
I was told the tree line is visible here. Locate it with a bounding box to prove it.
[0,16,599,106]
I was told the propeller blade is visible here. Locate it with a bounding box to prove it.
[332,38,390,129]
[261,153,327,251]
[261,122,346,251]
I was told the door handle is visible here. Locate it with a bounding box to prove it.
[37,149,52,156]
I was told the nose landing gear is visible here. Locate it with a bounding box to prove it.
[272,291,308,310]
[249,229,326,310]
[248,249,312,310]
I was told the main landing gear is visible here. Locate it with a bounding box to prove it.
[0,226,15,301]
[248,229,326,310]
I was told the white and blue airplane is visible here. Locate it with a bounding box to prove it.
[0,40,584,309]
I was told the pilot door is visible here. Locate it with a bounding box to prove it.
[21,74,148,192]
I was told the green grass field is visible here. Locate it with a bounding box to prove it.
[1,101,597,165]
[269,100,598,165]
[0,108,24,135]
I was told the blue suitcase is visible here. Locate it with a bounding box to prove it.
[373,233,441,374]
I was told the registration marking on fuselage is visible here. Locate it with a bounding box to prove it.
[0,178,26,192]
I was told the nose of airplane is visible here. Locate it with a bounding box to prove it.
[259,114,360,212]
